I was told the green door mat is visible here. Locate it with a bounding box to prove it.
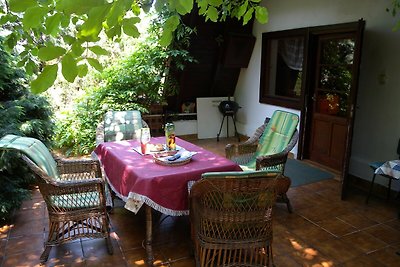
[284,159,334,187]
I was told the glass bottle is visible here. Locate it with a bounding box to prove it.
[165,123,176,150]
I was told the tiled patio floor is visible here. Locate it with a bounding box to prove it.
[1,137,399,266]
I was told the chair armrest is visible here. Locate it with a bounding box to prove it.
[255,150,289,171]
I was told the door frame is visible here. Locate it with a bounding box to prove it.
[298,20,365,199]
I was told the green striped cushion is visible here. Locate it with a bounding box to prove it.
[50,192,100,209]
[241,110,299,171]
[0,135,59,178]
[104,110,143,142]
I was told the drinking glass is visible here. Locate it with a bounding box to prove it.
[140,127,151,154]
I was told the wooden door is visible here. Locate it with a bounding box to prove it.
[308,23,364,179]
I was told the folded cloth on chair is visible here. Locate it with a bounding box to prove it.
[375,160,400,179]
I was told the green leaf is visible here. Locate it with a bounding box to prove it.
[237,1,248,18]
[250,0,262,2]
[175,0,193,15]
[160,30,173,47]
[23,6,48,30]
[206,6,219,22]
[87,58,103,72]
[255,6,268,24]
[25,60,37,75]
[243,7,254,25]
[106,0,126,28]
[122,23,140,37]
[45,13,62,36]
[208,0,223,7]
[63,35,76,45]
[30,64,58,94]
[38,45,66,61]
[105,25,122,39]
[155,0,167,12]
[72,42,85,57]
[61,54,78,83]
[9,0,36,12]
[5,33,17,50]
[88,45,109,55]
[56,0,108,15]
[78,5,111,39]
[77,64,89,78]
[164,15,180,31]
[122,17,141,37]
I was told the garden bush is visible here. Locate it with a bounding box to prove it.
[0,39,54,223]
[54,10,195,156]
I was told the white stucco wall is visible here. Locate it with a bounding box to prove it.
[234,0,400,186]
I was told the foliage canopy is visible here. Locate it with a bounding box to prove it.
[0,0,269,93]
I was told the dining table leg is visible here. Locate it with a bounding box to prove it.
[145,204,154,266]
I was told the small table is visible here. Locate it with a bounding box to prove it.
[92,137,241,266]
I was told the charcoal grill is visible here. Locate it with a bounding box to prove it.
[217,100,241,142]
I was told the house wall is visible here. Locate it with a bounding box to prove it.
[234,0,400,187]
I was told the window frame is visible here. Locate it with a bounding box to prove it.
[259,28,308,110]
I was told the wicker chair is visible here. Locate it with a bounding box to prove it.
[96,110,149,145]
[225,110,299,212]
[0,135,113,264]
[189,171,279,267]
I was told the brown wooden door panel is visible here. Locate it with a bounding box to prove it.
[309,114,347,170]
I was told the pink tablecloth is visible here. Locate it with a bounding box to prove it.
[93,137,241,215]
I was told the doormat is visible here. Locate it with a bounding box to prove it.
[284,159,334,187]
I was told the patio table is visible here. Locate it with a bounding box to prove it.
[92,136,241,266]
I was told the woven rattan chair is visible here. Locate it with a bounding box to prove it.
[225,110,299,212]
[96,110,149,145]
[189,171,279,267]
[0,135,113,264]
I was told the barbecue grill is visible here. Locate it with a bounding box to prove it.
[217,100,241,142]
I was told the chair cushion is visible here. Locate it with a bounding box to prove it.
[242,110,299,171]
[50,192,100,209]
[0,135,59,178]
[104,110,143,142]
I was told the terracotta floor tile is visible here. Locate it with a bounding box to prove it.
[46,240,85,266]
[124,247,166,267]
[8,218,45,238]
[337,212,379,229]
[169,257,195,267]
[82,238,127,267]
[2,250,42,267]
[341,253,384,267]
[291,223,335,244]
[368,245,400,266]
[364,223,400,245]
[5,233,44,256]
[314,237,363,263]
[340,231,387,253]
[0,239,6,258]
[273,232,335,266]
[316,217,358,237]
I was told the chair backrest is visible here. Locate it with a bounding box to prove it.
[255,110,299,158]
[0,135,58,178]
[190,171,278,240]
[103,110,143,142]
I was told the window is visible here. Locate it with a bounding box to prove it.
[259,29,307,109]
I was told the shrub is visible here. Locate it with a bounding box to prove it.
[0,39,54,223]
